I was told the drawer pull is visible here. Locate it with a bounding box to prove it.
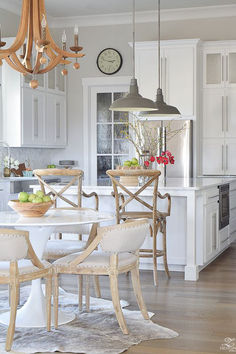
[208,195,219,199]
[231,206,236,211]
[231,189,236,192]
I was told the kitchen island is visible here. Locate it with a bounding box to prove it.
[32,177,236,281]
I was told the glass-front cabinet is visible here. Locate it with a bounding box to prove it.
[203,46,236,88]
[96,92,129,185]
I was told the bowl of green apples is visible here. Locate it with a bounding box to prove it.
[8,191,53,217]
[116,158,141,186]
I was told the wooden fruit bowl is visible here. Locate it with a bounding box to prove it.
[116,165,141,186]
[8,200,53,217]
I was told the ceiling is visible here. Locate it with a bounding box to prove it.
[2,0,236,18]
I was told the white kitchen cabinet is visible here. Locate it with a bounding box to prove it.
[1,37,67,148]
[202,139,224,175]
[202,89,225,138]
[46,93,67,147]
[224,140,236,175]
[204,200,219,263]
[203,45,236,88]
[21,88,46,146]
[134,39,199,119]
[202,41,236,175]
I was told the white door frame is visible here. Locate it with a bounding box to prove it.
[82,76,131,185]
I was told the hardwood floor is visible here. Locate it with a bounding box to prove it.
[37,243,236,353]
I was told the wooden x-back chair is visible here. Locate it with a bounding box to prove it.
[106,169,171,286]
[33,168,101,301]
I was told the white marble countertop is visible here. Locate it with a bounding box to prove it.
[31,177,236,194]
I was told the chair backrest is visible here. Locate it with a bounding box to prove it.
[98,219,150,253]
[106,169,161,219]
[33,169,83,208]
[0,229,28,261]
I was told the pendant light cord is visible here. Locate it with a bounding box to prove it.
[132,0,135,79]
[158,0,161,89]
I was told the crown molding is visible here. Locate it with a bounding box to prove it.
[0,2,236,27]
[49,4,236,28]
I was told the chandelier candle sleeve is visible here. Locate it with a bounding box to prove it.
[74,25,79,47]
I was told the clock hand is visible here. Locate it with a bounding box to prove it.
[104,59,115,63]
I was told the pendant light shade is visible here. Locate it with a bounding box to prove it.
[110,78,156,112]
[109,0,155,112]
[141,88,181,117]
[139,0,180,119]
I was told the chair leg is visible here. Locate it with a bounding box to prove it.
[53,274,59,329]
[46,275,52,331]
[93,275,101,298]
[153,222,158,286]
[163,219,171,279]
[109,273,129,335]
[5,282,19,352]
[85,275,90,311]
[8,284,20,306]
[78,275,83,310]
[131,266,149,320]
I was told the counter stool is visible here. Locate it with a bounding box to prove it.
[106,169,171,286]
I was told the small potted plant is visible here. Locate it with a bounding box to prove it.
[3,156,19,177]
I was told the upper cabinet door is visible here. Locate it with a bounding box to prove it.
[164,46,194,117]
[135,46,159,102]
[21,88,46,146]
[46,93,67,147]
[203,49,225,88]
[224,89,236,138]
[227,49,236,88]
[202,138,225,175]
[135,41,197,119]
[202,89,225,138]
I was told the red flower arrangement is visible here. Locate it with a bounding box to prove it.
[144,150,175,168]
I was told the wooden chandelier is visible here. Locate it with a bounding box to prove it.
[0,0,85,88]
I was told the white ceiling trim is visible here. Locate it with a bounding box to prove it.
[49,4,236,28]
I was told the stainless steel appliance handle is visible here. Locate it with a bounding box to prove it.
[165,56,167,97]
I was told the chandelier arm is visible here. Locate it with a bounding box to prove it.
[33,0,42,44]
[5,57,28,74]
[23,0,34,70]
[0,0,29,55]
[10,53,32,74]
[37,54,63,74]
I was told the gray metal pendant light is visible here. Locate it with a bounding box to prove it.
[109,0,156,112]
[139,0,181,118]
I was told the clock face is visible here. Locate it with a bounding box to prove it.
[97,48,122,75]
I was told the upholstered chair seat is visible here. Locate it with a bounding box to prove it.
[54,251,137,272]
[0,259,51,277]
[43,240,86,260]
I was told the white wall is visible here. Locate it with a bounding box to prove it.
[50,15,236,171]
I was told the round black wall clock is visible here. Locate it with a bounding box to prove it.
[97,48,123,75]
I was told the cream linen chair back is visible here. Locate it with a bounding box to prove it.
[0,229,28,261]
[98,219,149,253]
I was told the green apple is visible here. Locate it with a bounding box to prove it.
[28,194,36,202]
[18,192,29,202]
[131,157,139,165]
[32,197,43,203]
[43,195,51,203]
[36,190,44,198]
[123,160,131,167]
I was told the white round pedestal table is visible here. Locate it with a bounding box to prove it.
[0,209,113,328]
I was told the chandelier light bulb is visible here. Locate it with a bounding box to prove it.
[74,25,79,35]
[41,15,47,28]
[62,30,67,43]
